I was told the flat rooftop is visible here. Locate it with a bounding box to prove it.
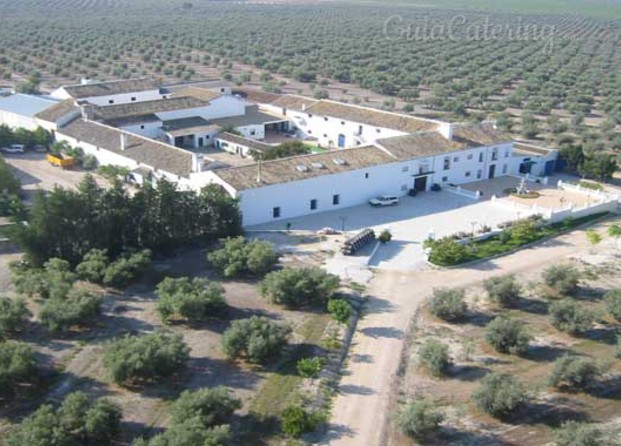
[0,94,58,117]
[209,106,287,128]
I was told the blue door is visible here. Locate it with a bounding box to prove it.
[338,134,346,148]
[544,160,555,175]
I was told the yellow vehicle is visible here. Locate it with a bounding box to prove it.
[47,153,75,169]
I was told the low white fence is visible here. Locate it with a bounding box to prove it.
[557,180,620,202]
[443,184,481,200]
[508,173,549,185]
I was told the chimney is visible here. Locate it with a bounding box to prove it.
[439,122,454,140]
[81,104,95,121]
[120,133,129,151]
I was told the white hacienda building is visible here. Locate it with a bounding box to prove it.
[0,79,559,226]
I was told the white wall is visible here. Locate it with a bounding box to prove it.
[236,124,265,140]
[120,120,163,139]
[55,132,141,171]
[52,89,165,106]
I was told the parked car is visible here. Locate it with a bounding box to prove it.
[1,144,25,154]
[369,195,399,207]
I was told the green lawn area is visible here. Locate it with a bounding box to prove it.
[428,212,609,266]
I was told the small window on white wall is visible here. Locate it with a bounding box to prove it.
[465,171,471,177]
[442,176,448,182]
[467,154,473,160]
[402,166,409,172]
[477,169,482,179]
[401,184,408,191]
[502,164,508,174]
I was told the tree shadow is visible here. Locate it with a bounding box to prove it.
[464,310,495,327]
[510,399,589,427]
[525,344,571,362]
[234,412,279,445]
[317,422,356,442]
[434,427,512,446]
[186,356,263,390]
[583,326,618,345]
[339,384,375,395]
[448,364,490,381]
[360,326,403,339]
[587,375,621,400]
[364,295,395,314]
[351,353,373,363]
[512,296,549,315]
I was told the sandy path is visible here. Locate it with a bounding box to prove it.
[324,216,618,446]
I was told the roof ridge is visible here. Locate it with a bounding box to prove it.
[308,99,442,125]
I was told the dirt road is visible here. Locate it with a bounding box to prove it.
[324,217,618,445]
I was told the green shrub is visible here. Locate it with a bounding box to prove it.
[543,264,581,296]
[327,298,353,324]
[426,237,470,266]
[76,248,110,283]
[485,316,531,355]
[12,258,76,300]
[418,339,452,377]
[6,392,121,446]
[280,405,325,438]
[261,267,340,308]
[156,277,226,324]
[472,373,526,418]
[102,249,151,288]
[549,299,595,335]
[297,357,325,378]
[604,289,621,322]
[0,297,31,337]
[484,274,521,307]
[143,419,231,446]
[39,291,102,333]
[548,355,607,390]
[378,229,392,244]
[208,236,279,278]
[222,316,290,364]
[554,421,605,446]
[170,387,241,428]
[507,219,538,243]
[104,332,190,385]
[0,341,36,396]
[428,288,467,322]
[396,400,444,439]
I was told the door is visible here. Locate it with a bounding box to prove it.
[414,176,428,192]
[545,160,555,175]
[338,134,346,148]
[198,137,204,147]
[488,164,496,179]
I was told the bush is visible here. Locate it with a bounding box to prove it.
[76,248,110,283]
[604,289,621,322]
[327,298,353,324]
[543,264,581,296]
[222,316,290,364]
[39,290,102,333]
[12,258,77,300]
[418,339,452,377]
[548,355,607,390]
[208,236,279,278]
[549,299,595,335]
[170,387,241,428]
[472,373,526,418]
[261,267,340,308]
[0,297,31,337]
[426,237,470,266]
[82,154,98,170]
[428,288,467,322]
[102,249,151,288]
[104,332,190,385]
[485,316,531,355]
[0,341,37,396]
[143,419,231,446]
[396,400,444,439]
[378,229,392,244]
[484,274,521,307]
[6,392,121,446]
[280,405,325,438]
[297,357,325,378]
[554,421,605,446]
[156,277,226,324]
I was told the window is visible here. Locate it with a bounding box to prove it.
[477,169,483,179]
[323,134,327,138]
[131,97,136,102]
[504,150,509,158]
[220,88,225,93]
[140,125,145,130]
[453,156,459,162]
[442,176,448,182]
[308,130,313,134]
[502,164,508,174]
[310,199,318,211]
[401,184,408,191]
[465,171,471,177]
[376,128,381,133]
[358,125,363,134]
[206,135,210,139]
[364,172,369,179]
[324,117,329,122]
[402,166,409,172]
[492,148,498,161]
[443,157,451,170]
[333,194,340,205]
[479,152,484,162]
[273,207,281,219]
[308,114,313,118]
[108,99,114,104]
[341,121,345,125]
[467,154,473,160]
[282,108,287,116]
[250,130,256,136]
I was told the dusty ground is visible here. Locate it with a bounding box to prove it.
[323,214,621,446]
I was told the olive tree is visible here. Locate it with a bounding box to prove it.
[485,316,531,355]
[327,299,353,324]
[472,373,527,418]
[604,289,621,322]
[156,277,226,324]
[208,236,279,278]
[222,316,290,364]
[0,341,37,396]
[418,339,452,377]
[554,421,606,446]
[0,297,31,337]
[170,387,241,428]
[396,400,444,439]
[428,288,467,322]
[542,264,581,296]
[548,355,608,390]
[549,299,595,335]
[261,267,340,308]
[484,274,522,307]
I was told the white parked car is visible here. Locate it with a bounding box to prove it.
[369,195,399,207]
[1,144,25,154]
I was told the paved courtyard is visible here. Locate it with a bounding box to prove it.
[252,190,535,271]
